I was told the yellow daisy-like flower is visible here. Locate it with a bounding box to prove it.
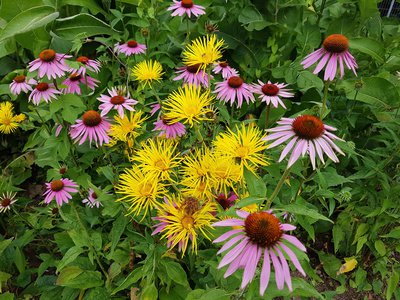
[210,154,242,195]
[163,84,214,127]
[154,195,216,255]
[132,139,181,182]
[0,102,25,134]
[131,60,163,87]
[181,148,215,200]
[116,168,166,218]
[182,35,224,72]
[213,123,268,176]
[108,110,147,143]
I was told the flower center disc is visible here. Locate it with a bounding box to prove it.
[91,192,98,199]
[292,115,325,139]
[183,197,200,215]
[236,146,249,158]
[127,40,138,48]
[186,63,201,73]
[82,110,102,127]
[228,76,243,88]
[69,73,82,81]
[39,49,56,62]
[261,83,279,96]
[154,159,168,170]
[245,212,283,248]
[14,75,26,83]
[36,83,49,92]
[181,216,194,229]
[140,183,153,196]
[110,95,126,105]
[77,56,89,64]
[219,62,228,68]
[323,34,349,53]
[181,0,193,8]
[1,198,11,207]
[50,180,64,192]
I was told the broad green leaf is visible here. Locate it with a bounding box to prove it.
[350,38,385,63]
[0,238,13,256]
[111,266,143,295]
[243,168,267,197]
[13,247,26,273]
[318,251,342,280]
[164,261,188,286]
[109,214,128,255]
[382,226,400,239]
[279,204,333,223]
[54,13,118,40]
[0,271,11,282]
[297,71,324,92]
[359,0,379,22]
[57,267,103,289]
[374,240,386,256]
[0,6,59,41]
[59,0,106,15]
[0,0,44,22]
[56,246,83,272]
[236,196,264,208]
[141,283,158,300]
[56,266,83,285]
[0,292,14,300]
[386,270,399,300]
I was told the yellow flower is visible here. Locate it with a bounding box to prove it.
[108,110,147,143]
[116,168,166,218]
[131,60,163,87]
[132,139,181,182]
[182,35,224,72]
[163,84,214,127]
[0,102,25,134]
[213,123,268,176]
[181,148,215,200]
[155,195,216,255]
[210,154,242,195]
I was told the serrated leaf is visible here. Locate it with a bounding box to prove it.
[279,204,333,223]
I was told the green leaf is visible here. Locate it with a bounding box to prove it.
[54,13,118,40]
[141,283,158,300]
[243,168,267,197]
[109,214,128,255]
[0,238,13,256]
[0,6,59,41]
[0,292,14,300]
[59,0,106,15]
[359,0,379,22]
[164,261,188,286]
[56,266,83,285]
[318,251,342,280]
[236,196,264,208]
[374,240,386,256]
[13,247,26,273]
[386,270,399,300]
[297,71,324,92]
[0,271,11,282]
[57,246,83,272]
[382,226,400,239]
[57,267,103,289]
[350,38,385,63]
[0,0,43,22]
[111,266,143,295]
[279,204,333,223]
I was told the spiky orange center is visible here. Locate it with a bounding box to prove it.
[186,63,201,73]
[36,83,49,91]
[181,0,193,8]
[245,212,282,248]
[1,198,11,207]
[183,197,200,215]
[14,75,26,83]
[127,40,138,48]
[292,115,325,139]
[323,34,349,53]
[82,110,102,127]
[50,180,64,192]
[69,73,81,81]
[219,62,228,68]
[261,83,279,96]
[110,95,125,105]
[77,56,89,64]
[39,49,56,62]
[228,76,243,88]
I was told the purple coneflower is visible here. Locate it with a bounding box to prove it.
[153,117,186,139]
[173,64,211,88]
[28,49,71,80]
[167,0,205,17]
[0,192,17,213]
[150,103,161,116]
[215,192,238,210]
[70,56,101,75]
[301,34,358,81]
[264,115,345,169]
[114,40,146,56]
[213,210,306,295]
[61,73,99,95]
[212,62,238,79]
[29,82,61,105]
[70,110,111,147]
[9,75,36,95]
[82,188,103,208]
[214,76,255,108]
[98,87,138,118]
[43,179,78,206]
[252,80,294,109]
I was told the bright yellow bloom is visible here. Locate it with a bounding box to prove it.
[163,84,214,127]
[0,102,25,134]
[210,154,241,195]
[155,195,216,255]
[182,35,224,72]
[108,110,147,143]
[181,148,215,200]
[213,123,268,176]
[131,60,163,87]
[116,168,166,218]
[132,139,181,182]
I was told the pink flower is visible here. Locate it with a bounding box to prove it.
[214,76,255,108]
[167,0,205,17]
[55,124,64,137]
[29,82,61,105]
[43,178,78,206]
[252,80,294,109]
[70,110,111,147]
[173,64,211,87]
[301,34,358,81]
[61,73,99,95]
[98,87,138,118]
[28,49,71,80]
[150,103,161,116]
[264,115,345,169]
[153,117,186,139]
[114,40,146,56]
[70,56,101,75]
[212,62,239,79]
[215,192,238,210]
[9,75,36,95]
[213,210,306,295]
[82,188,103,208]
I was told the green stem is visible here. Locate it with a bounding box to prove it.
[34,110,51,135]
[265,104,271,129]
[320,81,330,119]
[264,167,292,210]
[194,124,204,143]
[186,17,191,42]
[150,84,162,106]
